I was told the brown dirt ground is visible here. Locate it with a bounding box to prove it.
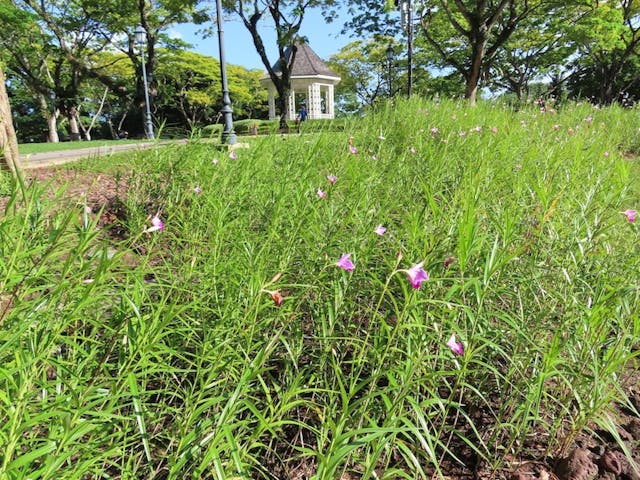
[3,166,639,480]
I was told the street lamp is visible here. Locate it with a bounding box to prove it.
[386,43,394,97]
[214,0,237,144]
[134,25,154,140]
[397,0,413,97]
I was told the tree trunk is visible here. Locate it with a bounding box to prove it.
[37,94,60,143]
[0,66,20,173]
[47,112,60,143]
[465,39,487,106]
[67,106,81,141]
[276,90,289,131]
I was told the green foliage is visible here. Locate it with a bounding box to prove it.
[1,99,639,479]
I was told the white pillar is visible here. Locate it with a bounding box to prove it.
[308,83,322,120]
[267,89,276,120]
[288,89,296,120]
[327,84,335,118]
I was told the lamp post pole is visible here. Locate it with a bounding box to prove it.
[134,25,154,140]
[215,0,237,144]
[386,44,394,97]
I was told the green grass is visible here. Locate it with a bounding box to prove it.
[18,138,149,155]
[1,98,639,479]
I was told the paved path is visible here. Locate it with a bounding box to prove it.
[20,140,188,169]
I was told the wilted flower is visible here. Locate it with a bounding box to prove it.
[268,290,284,306]
[336,253,355,272]
[553,124,560,132]
[145,214,165,233]
[327,174,338,185]
[623,209,637,223]
[406,262,429,289]
[443,256,456,268]
[446,334,464,355]
[374,225,387,236]
[491,127,498,134]
[317,189,327,199]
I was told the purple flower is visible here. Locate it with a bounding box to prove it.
[623,209,637,223]
[145,214,165,233]
[374,225,387,236]
[336,253,355,272]
[317,189,327,199]
[406,262,429,289]
[349,145,358,154]
[194,186,202,195]
[430,127,439,135]
[446,334,464,355]
[327,174,338,185]
[229,150,237,160]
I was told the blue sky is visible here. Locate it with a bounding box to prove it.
[171,7,354,71]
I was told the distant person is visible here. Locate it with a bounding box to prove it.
[299,105,308,122]
[296,105,308,132]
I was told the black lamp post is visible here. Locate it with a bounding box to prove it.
[397,0,413,97]
[214,0,237,145]
[386,44,394,97]
[134,25,154,140]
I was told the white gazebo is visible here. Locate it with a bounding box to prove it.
[260,42,341,121]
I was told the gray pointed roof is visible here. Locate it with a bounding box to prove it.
[269,42,340,79]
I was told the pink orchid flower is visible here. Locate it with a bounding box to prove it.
[623,209,637,223]
[374,225,387,236]
[336,253,355,272]
[327,174,338,185]
[317,189,327,199]
[446,334,464,355]
[145,214,165,233]
[406,262,429,289]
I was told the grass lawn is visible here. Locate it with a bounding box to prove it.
[1,98,639,479]
[18,138,156,155]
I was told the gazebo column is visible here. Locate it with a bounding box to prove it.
[327,85,335,118]
[308,83,321,120]
[267,89,276,120]
[288,90,296,120]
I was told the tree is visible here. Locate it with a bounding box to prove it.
[154,50,267,131]
[343,0,555,104]
[223,0,337,129]
[0,65,20,172]
[328,39,392,113]
[487,7,577,102]
[565,0,640,104]
[420,0,559,104]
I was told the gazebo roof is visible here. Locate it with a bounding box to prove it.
[266,42,340,79]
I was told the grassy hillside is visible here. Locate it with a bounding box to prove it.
[1,98,638,479]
